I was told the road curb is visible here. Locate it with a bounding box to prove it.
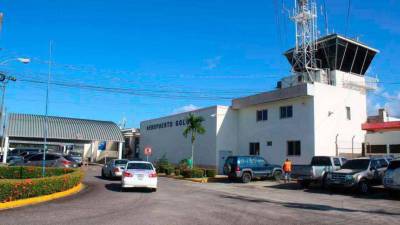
[0,183,84,210]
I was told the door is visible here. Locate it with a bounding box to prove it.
[219,150,232,174]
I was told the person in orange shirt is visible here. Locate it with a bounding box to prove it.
[282,158,292,183]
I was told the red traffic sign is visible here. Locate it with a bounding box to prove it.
[144,147,152,156]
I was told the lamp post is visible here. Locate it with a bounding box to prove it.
[42,41,52,177]
[0,57,31,163]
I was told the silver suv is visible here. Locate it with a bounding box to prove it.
[383,159,400,193]
[326,157,390,194]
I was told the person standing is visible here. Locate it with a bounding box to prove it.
[282,158,292,183]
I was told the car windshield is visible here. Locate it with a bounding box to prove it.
[126,163,153,170]
[115,160,128,165]
[69,152,82,156]
[341,159,370,170]
[388,161,400,170]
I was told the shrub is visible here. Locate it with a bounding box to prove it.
[155,154,174,173]
[178,158,190,171]
[174,169,181,176]
[0,167,84,203]
[205,169,217,178]
[165,166,175,175]
[182,168,205,178]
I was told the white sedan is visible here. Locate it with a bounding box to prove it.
[121,161,157,192]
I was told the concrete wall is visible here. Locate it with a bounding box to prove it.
[365,131,400,145]
[236,96,315,165]
[313,74,367,157]
[140,106,218,167]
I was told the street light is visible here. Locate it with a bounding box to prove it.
[0,57,31,163]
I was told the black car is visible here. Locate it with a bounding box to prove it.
[223,156,283,183]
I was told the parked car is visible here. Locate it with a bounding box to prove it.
[326,157,390,194]
[291,156,347,188]
[66,152,83,166]
[101,159,129,178]
[223,156,283,183]
[383,159,400,193]
[8,148,41,157]
[0,155,24,165]
[14,153,73,168]
[63,155,80,168]
[121,161,157,192]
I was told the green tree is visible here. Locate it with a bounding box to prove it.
[183,113,206,169]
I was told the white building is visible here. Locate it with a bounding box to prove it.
[363,109,400,155]
[140,34,379,174]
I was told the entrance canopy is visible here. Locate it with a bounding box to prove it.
[7,113,124,142]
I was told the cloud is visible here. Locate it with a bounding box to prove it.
[172,104,199,114]
[368,89,400,117]
[204,56,222,70]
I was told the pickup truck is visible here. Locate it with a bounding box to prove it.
[291,156,347,188]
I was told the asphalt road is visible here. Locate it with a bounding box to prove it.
[1,166,400,225]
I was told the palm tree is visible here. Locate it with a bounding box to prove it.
[183,113,206,169]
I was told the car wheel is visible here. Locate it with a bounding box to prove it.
[299,180,310,189]
[120,187,125,192]
[152,188,157,192]
[273,170,282,182]
[241,172,252,183]
[358,180,370,194]
[101,170,106,178]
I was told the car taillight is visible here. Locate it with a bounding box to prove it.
[113,168,120,172]
[62,160,71,165]
[149,172,157,178]
[235,166,240,172]
[123,171,133,177]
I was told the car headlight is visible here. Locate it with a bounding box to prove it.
[345,175,354,180]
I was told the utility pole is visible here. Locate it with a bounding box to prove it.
[42,40,52,177]
[0,74,16,164]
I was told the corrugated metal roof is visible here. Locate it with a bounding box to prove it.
[7,113,124,142]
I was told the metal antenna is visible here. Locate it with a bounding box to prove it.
[290,0,318,82]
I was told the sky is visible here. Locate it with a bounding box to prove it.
[0,0,399,128]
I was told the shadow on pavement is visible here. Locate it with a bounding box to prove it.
[94,175,120,181]
[220,194,400,216]
[104,183,154,193]
[266,182,400,201]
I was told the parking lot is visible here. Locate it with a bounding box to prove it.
[1,166,399,225]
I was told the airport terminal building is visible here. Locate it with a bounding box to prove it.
[140,34,378,174]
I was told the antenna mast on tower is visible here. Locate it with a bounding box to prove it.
[291,0,318,81]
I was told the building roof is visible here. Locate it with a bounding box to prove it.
[7,113,124,142]
[232,83,312,109]
[362,121,400,132]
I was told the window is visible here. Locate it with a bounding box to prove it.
[287,141,301,156]
[370,145,386,154]
[311,157,331,166]
[378,159,388,168]
[280,106,293,119]
[333,158,341,166]
[390,145,400,153]
[127,163,154,170]
[267,141,272,146]
[346,107,351,120]
[249,143,260,155]
[256,109,268,121]
[256,157,266,166]
[28,155,42,161]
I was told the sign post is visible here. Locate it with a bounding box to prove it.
[144,147,152,162]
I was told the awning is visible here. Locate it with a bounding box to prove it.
[7,113,124,142]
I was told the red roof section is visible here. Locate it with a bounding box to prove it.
[362,121,400,131]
